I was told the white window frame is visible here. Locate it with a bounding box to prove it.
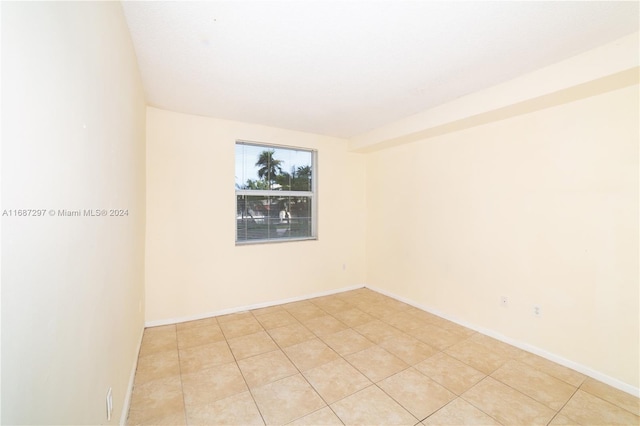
[235,140,317,245]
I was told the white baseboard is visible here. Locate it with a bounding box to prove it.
[119,326,145,426]
[144,284,365,328]
[366,285,640,398]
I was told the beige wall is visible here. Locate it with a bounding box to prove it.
[145,107,366,323]
[366,84,639,389]
[1,2,146,424]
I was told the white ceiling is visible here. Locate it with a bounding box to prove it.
[122,1,639,138]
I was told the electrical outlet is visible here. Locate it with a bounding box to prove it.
[500,296,508,308]
[533,305,541,317]
[106,387,113,421]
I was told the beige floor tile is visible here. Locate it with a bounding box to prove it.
[282,300,316,311]
[175,316,218,331]
[287,406,343,425]
[256,310,298,329]
[379,333,438,365]
[346,345,408,382]
[227,330,278,360]
[355,319,404,343]
[580,377,640,416]
[422,398,500,425]
[127,375,185,426]
[237,350,298,388]
[267,322,315,347]
[347,287,379,297]
[303,358,372,404]
[302,315,348,337]
[358,301,402,319]
[331,385,417,425]
[286,304,327,322]
[467,333,524,358]
[321,328,374,356]
[181,362,247,406]
[378,368,455,420]
[284,338,340,371]
[309,294,341,305]
[138,325,177,357]
[350,290,381,300]
[251,305,285,316]
[380,311,427,333]
[445,339,509,374]
[407,308,444,324]
[364,292,396,302]
[134,350,180,385]
[131,290,637,426]
[462,377,555,425]
[434,319,476,338]
[559,389,640,425]
[334,290,365,303]
[185,391,264,425]
[321,302,354,315]
[353,286,377,293]
[491,359,576,410]
[331,308,375,328]
[408,324,466,350]
[179,340,234,374]
[310,296,352,314]
[128,409,186,426]
[517,351,586,387]
[548,413,579,425]
[219,316,264,339]
[380,298,413,312]
[142,324,177,338]
[176,324,225,349]
[217,311,254,323]
[252,374,326,425]
[336,290,368,305]
[415,352,485,395]
[350,297,383,312]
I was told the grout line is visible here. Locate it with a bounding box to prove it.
[173,325,190,426]
[371,373,421,424]
[577,382,640,417]
[545,385,581,426]
[252,309,346,425]
[457,377,507,425]
[219,314,268,426]
[419,397,457,424]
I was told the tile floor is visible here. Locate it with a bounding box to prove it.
[127,288,640,425]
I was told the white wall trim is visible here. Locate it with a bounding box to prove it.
[366,285,640,398]
[144,284,365,328]
[119,326,145,426]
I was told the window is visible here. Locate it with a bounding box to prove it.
[235,141,316,244]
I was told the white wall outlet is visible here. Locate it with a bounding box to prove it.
[342,263,346,271]
[533,305,541,317]
[500,296,508,307]
[106,387,113,421]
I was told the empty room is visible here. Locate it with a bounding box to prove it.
[1,1,639,425]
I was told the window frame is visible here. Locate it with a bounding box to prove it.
[235,140,318,245]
